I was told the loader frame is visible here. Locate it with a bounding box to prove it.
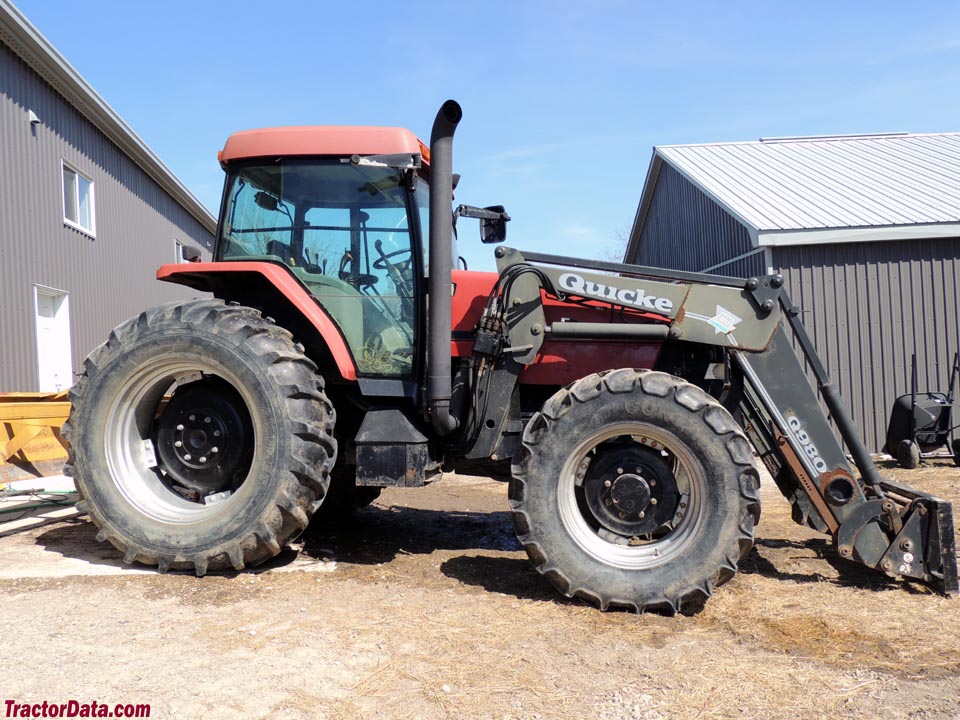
[486,247,958,595]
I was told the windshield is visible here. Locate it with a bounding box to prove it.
[219,160,425,377]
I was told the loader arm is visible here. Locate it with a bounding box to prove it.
[489,247,957,595]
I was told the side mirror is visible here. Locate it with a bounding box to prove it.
[480,205,509,244]
[454,204,510,244]
[254,191,279,211]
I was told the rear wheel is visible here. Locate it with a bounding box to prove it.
[63,300,336,575]
[510,369,760,613]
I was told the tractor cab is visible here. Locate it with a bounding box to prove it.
[215,129,432,378]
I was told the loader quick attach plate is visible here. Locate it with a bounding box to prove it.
[925,497,959,595]
[879,480,958,596]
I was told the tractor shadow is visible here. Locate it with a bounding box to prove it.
[31,519,304,575]
[301,505,521,562]
[32,504,522,577]
[302,505,576,604]
[741,537,931,595]
[31,506,930,599]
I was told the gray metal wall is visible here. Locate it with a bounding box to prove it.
[775,238,960,452]
[0,43,214,392]
[633,163,764,278]
[633,159,960,453]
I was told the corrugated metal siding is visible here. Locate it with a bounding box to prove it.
[658,134,960,232]
[0,44,214,392]
[633,163,764,278]
[775,237,960,452]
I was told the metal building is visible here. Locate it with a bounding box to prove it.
[0,0,215,393]
[625,132,960,452]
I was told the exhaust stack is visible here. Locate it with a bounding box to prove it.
[428,99,463,436]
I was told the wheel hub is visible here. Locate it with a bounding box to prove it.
[154,378,253,496]
[581,443,680,537]
[609,473,651,514]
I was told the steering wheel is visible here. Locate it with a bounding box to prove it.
[372,245,412,270]
[373,240,414,318]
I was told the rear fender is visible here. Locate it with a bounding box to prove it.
[158,262,357,381]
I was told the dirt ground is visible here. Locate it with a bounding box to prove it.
[1,459,959,720]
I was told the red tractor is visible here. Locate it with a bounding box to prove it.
[65,101,956,612]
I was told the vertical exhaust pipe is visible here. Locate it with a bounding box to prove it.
[428,99,463,435]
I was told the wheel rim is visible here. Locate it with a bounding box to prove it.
[558,422,706,570]
[103,358,257,524]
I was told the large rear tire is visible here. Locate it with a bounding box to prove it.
[63,300,336,575]
[510,369,760,613]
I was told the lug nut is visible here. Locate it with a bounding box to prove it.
[204,417,211,424]
[617,467,624,475]
[184,454,192,461]
[174,440,182,448]
[650,498,658,505]
[214,430,221,437]
[211,447,219,454]
[606,499,612,506]
[619,512,626,519]
[604,480,612,488]
[199,456,207,464]
[638,511,645,519]
[176,424,184,432]
[650,480,656,487]
[189,415,196,421]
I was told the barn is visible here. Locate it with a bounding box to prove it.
[0,0,215,393]
[625,132,960,452]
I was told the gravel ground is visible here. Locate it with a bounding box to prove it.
[1,460,958,719]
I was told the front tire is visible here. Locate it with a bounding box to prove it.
[63,300,336,575]
[510,369,760,613]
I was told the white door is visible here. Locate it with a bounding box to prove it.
[34,286,73,392]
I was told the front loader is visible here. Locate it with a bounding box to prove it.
[64,101,957,612]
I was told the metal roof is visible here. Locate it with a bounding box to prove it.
[629,132,960,255]
[0,0,216,234]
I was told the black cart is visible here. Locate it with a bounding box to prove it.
[885,352,960,468]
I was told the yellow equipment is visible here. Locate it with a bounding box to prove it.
[0,392,70,486]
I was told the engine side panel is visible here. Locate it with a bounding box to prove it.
[451,269,664,385]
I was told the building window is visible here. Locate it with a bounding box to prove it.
[175,240,186,263]
[62,162,95,235]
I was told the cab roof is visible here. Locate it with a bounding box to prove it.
[219,126,427,167]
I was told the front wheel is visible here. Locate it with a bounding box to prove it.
[63,300,336,575]
[510,369,760,613]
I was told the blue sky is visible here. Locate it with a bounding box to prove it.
[16,0,960,271]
